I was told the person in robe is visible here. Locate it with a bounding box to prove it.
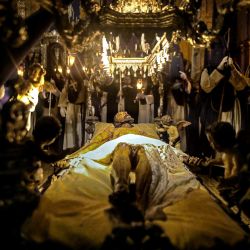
[100,91,108,122]
[136,80,147,123]
[58,56,87,151]
[58,75,86,151]
[100,77,119,123]
[165,67,192,152]
[110,111,152,213]
[150,73,160,118]
[16,63,46,132]
[122,76,139,123]
[87,111,194,219]
[90,81,103,121]
[199,55,248,157]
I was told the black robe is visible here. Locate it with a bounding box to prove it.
[101,83,119,123]
[122,85,139,123]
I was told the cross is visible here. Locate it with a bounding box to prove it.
[69,80,78,92]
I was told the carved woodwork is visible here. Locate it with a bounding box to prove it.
[99,7,182,32]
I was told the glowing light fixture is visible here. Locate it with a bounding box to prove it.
[58,65,63,74]
[17,66,24,77]
[103,33,170,77]
[68,54,76,67]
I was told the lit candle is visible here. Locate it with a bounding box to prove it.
[68,54,75,66]
[137,79,143,90]
[58,66,63,74]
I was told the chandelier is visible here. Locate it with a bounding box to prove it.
[102,32,170,78]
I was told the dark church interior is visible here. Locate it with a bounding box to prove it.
[1,0,250,249]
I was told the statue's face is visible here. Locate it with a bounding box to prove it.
[29,66,45,89]
[114,111,134,126]
[90,2,101,13]
[145,43,150,50]
[30,67,41,82]
[124,76,132,85]
[161,115,173,125]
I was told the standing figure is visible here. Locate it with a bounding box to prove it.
[165,69,192,152]
[58,75,86,151]
[17,63,46,133]
[136,88,147,123]
[122,76,139,123]
[200,56,247,157]
[90,82,103,121]
[150,74,160,118]
[100,77,119,123]
[100,91,108,122]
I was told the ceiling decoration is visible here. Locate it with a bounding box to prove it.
[1,0,241,51]
[109,0,165,13]
[0,0,243,85]
[99,7,179,30]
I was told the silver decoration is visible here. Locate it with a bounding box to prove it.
[17,0,26,18]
